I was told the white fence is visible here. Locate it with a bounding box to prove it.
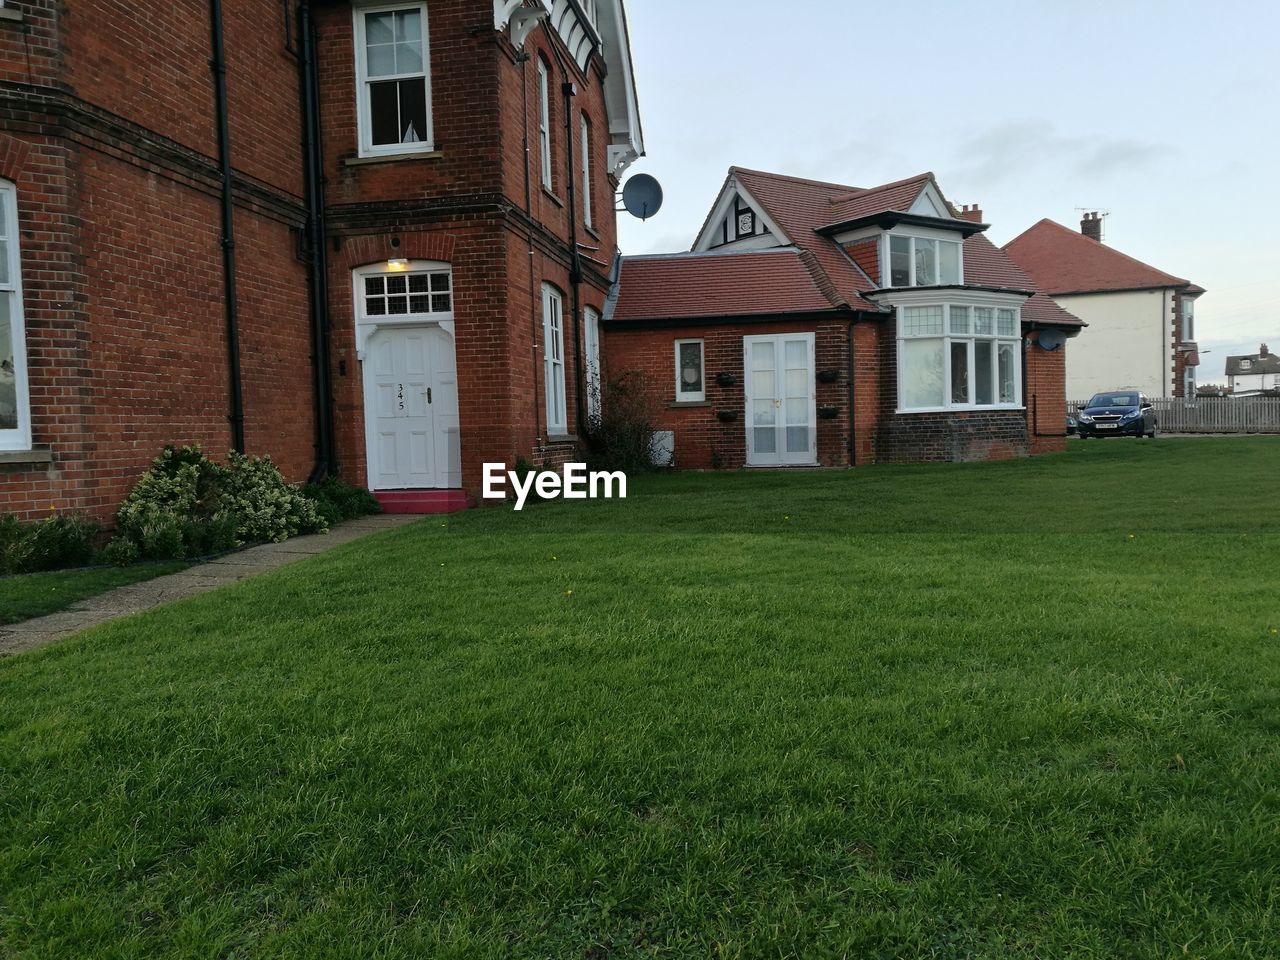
[1068,397,1280,434]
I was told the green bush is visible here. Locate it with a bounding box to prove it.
[584,370,662,475]
[113,445,327,560]
[0,513,101,575]
[301,476,382,526]
[96,536,141,568]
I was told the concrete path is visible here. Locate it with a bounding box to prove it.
[0,514,419,658]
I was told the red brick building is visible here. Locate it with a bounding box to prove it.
[0,0,642,520]
[605,169,1081,469]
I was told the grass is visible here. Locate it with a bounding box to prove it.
[0,562,187,626]
[1,437,1278,958]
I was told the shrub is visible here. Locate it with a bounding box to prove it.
[301,476,382,526]
[584,370,663,474]
[96,536,140,567]
[114,445,327,560]
[222,451,325,544]
[0,513,100,575]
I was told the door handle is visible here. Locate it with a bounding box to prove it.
[427,387,432,405]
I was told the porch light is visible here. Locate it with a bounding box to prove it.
[387,258,410,270]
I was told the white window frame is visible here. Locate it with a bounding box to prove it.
[1181,297,1195,340]
[351,259,454,357]
[0,181,30,451]
[542,283,567,434]
[674,339,705,402]
[885,231,964,288]
[584,305,601,422]
[894,298,1023,414]
[580,114,593,229]
[1240,359,1252,370]
[353,2,434,158]
[537,58,553,191]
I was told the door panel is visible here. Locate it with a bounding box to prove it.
[744,333,815,466]
[363,324,461,490]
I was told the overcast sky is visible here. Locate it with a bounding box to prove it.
[615,0,1278,383]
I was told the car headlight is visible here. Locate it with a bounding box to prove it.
[1078,412,1093,423]
[1121,410,1140,421]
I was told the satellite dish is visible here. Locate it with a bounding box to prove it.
[1038,329,1065,352]
[621,174,663,221]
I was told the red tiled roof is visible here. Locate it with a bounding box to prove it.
[729,167,882,310]
[962,235,1082,328]
[1002,219,1193,295]
[824,172,934,225]
[609,249,837,323]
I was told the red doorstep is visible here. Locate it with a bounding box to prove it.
[373,489,473,515]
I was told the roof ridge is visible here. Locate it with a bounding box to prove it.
[795,248,848,310]
[730,166,861,193]
[828,171,934,205]
[1005,218,1190,288]
[623,246,803,263]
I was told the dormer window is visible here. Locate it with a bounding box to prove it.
[1240,359,1252,370]
[888,235,961,287]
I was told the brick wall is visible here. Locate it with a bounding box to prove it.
[602,318,854,470]
[1025,330,1068,454]
[876,410,1029,463]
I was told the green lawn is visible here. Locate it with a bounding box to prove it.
[2,438,1278,958]
[0,562,187,626]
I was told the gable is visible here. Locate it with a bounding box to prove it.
[692,180,788,253]
[908,181,946,217]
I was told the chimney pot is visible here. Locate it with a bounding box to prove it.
[1081,211,1103,242]
[1261,343,1270,357]
[958,203,983,223]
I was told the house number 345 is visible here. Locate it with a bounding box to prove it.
[397,383,404,411]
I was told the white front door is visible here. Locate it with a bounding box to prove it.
[744,333,816,466]
[363,324,461,490]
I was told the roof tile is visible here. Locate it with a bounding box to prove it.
[1003,219,1194,295]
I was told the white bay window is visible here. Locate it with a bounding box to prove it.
[888,234,962,287]
[897,301,1022,413]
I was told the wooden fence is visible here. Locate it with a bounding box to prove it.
[1068,397,1280,434]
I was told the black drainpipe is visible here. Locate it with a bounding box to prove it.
[847,319,857,466]
[560,75,586,437]
[298,0,335,483]
[209,0,245,453]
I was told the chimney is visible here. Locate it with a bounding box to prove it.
[957,203,983,223]
[1261,344,1270,358]
[1081,211,1103,242]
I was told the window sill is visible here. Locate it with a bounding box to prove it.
[0,8,23,22]
[584,223,601,242]
[894,406,1025,416]
[546,433,578,444]
[668,400,710,408]
[0,448,53,465]
[541,187,564,208]
[345,150,443,167]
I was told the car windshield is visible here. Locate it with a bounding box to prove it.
[1087,392,1139,407]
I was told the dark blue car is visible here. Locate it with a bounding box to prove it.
[1077,391,1157,438]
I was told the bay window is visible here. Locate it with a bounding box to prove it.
[888,234,962,287]
[0,180,29,451]
[355,3,433,156]
[897,301,1022,412]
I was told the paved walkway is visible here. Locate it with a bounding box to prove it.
[0,514,419,658]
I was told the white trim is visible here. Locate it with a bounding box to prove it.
[0,181,30,452]
[907,182,947,217]
[352,259,454,358]
[743,332,817,467]
[537,58,553,191]
[353,2,434,158]
[692,178,790,252]
[584,305,601,422]
[673,338,705,402]
[542,283,568,433]
[580,114,593,228]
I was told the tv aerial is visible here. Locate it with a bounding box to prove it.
[620,174,663,221]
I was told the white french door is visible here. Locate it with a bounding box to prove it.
[363,324,461,490]
[744,333,816,466]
